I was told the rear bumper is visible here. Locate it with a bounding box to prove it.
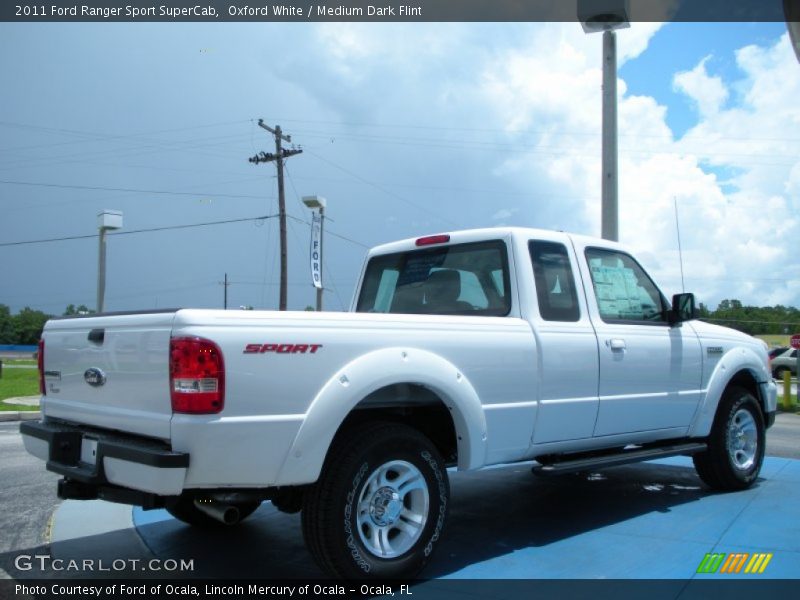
[20,419,188,496]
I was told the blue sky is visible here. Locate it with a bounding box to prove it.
[620,22,788,136]
[1,21,798,314]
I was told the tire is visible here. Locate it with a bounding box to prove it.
[302,422,450,579]
[772,366,788,380]
[165,494,260,527]
[693,386,765,491]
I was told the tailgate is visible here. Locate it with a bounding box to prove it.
[41,311,177,441]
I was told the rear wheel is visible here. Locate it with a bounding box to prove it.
[302,422,449,579]
[165,494,260,527]
[693,386,765,491]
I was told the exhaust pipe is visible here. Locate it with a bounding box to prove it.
[193,498,240,525]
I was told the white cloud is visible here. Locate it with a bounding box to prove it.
[479,26,799,308]
[492,208,518,222]
[4,22,798,313]
[673,56,729,117]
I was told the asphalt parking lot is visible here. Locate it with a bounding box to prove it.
[1,416,797,596]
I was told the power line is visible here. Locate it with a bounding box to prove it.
[261,117,800,144]
[0,179,268,200]
[297,131,800,166]
[6,118,800,149]
[0,215,277,247]
[0,119,252,153]
[0,133,254,172]
[284,214,369,249]
[304,148,459,228]
[703,318,800,326]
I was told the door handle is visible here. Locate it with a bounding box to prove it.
[87,328,105,344]
[607,338,626,351]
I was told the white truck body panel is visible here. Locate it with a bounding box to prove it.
[41,312,176,440]
[171,310,535,486]
[26,227,777,496]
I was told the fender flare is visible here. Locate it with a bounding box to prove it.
[688,346,771,438]
[274,347,487,486]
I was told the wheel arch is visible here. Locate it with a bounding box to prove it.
[333,383,460,468]
[689,353,768,438]
[274,347,487,486]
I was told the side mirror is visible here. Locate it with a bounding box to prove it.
[669,292,696,325]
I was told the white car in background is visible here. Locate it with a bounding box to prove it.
[771,347,798,379]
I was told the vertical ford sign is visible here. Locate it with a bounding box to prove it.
[310,211,322,289]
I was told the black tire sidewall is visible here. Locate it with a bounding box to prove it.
[718,391,765,485]
[336,428,449,579]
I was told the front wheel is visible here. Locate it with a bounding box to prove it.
[302,422,450,579]
[693,386,765,491]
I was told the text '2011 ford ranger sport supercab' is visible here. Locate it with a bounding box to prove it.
[21,227,777,579]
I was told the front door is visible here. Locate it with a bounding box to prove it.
[578,247,702,437]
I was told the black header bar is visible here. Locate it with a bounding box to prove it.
[1,0,795,23]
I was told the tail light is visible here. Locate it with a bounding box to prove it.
[169,337,225,414]
[38,339,45,395]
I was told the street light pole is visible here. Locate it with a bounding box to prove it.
[579,0,629,242]
[96,210,122,313]
[601,29,618,242]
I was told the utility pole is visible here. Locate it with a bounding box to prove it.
[222,272,229,309]
[249,120,303,310]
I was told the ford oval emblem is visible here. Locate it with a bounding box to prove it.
[84,368,107,387]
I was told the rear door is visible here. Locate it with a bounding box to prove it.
[41,311,177,440]
[527,236,600,443]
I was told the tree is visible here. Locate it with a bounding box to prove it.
[64,304,95,316]
[12,307,51,345]
[697,302,710,319]
[0,304,15,344]
[704,299,800,336]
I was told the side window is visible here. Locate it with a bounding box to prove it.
[585,248,667,323]
[529,241,580,322]
[373,270,399,313]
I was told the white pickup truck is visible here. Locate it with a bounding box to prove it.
[22,227,777,579]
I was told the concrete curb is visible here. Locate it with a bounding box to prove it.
[0,410,41,422]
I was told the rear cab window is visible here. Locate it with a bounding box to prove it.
[356,240,511,316]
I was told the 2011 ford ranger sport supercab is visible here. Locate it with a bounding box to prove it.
[21,227,777,579]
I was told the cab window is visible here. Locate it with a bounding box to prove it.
[529,241,580,322]
[585,248,668,323]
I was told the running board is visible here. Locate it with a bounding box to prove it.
[532,442,707,475]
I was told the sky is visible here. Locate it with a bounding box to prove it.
[1,19,798,315]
